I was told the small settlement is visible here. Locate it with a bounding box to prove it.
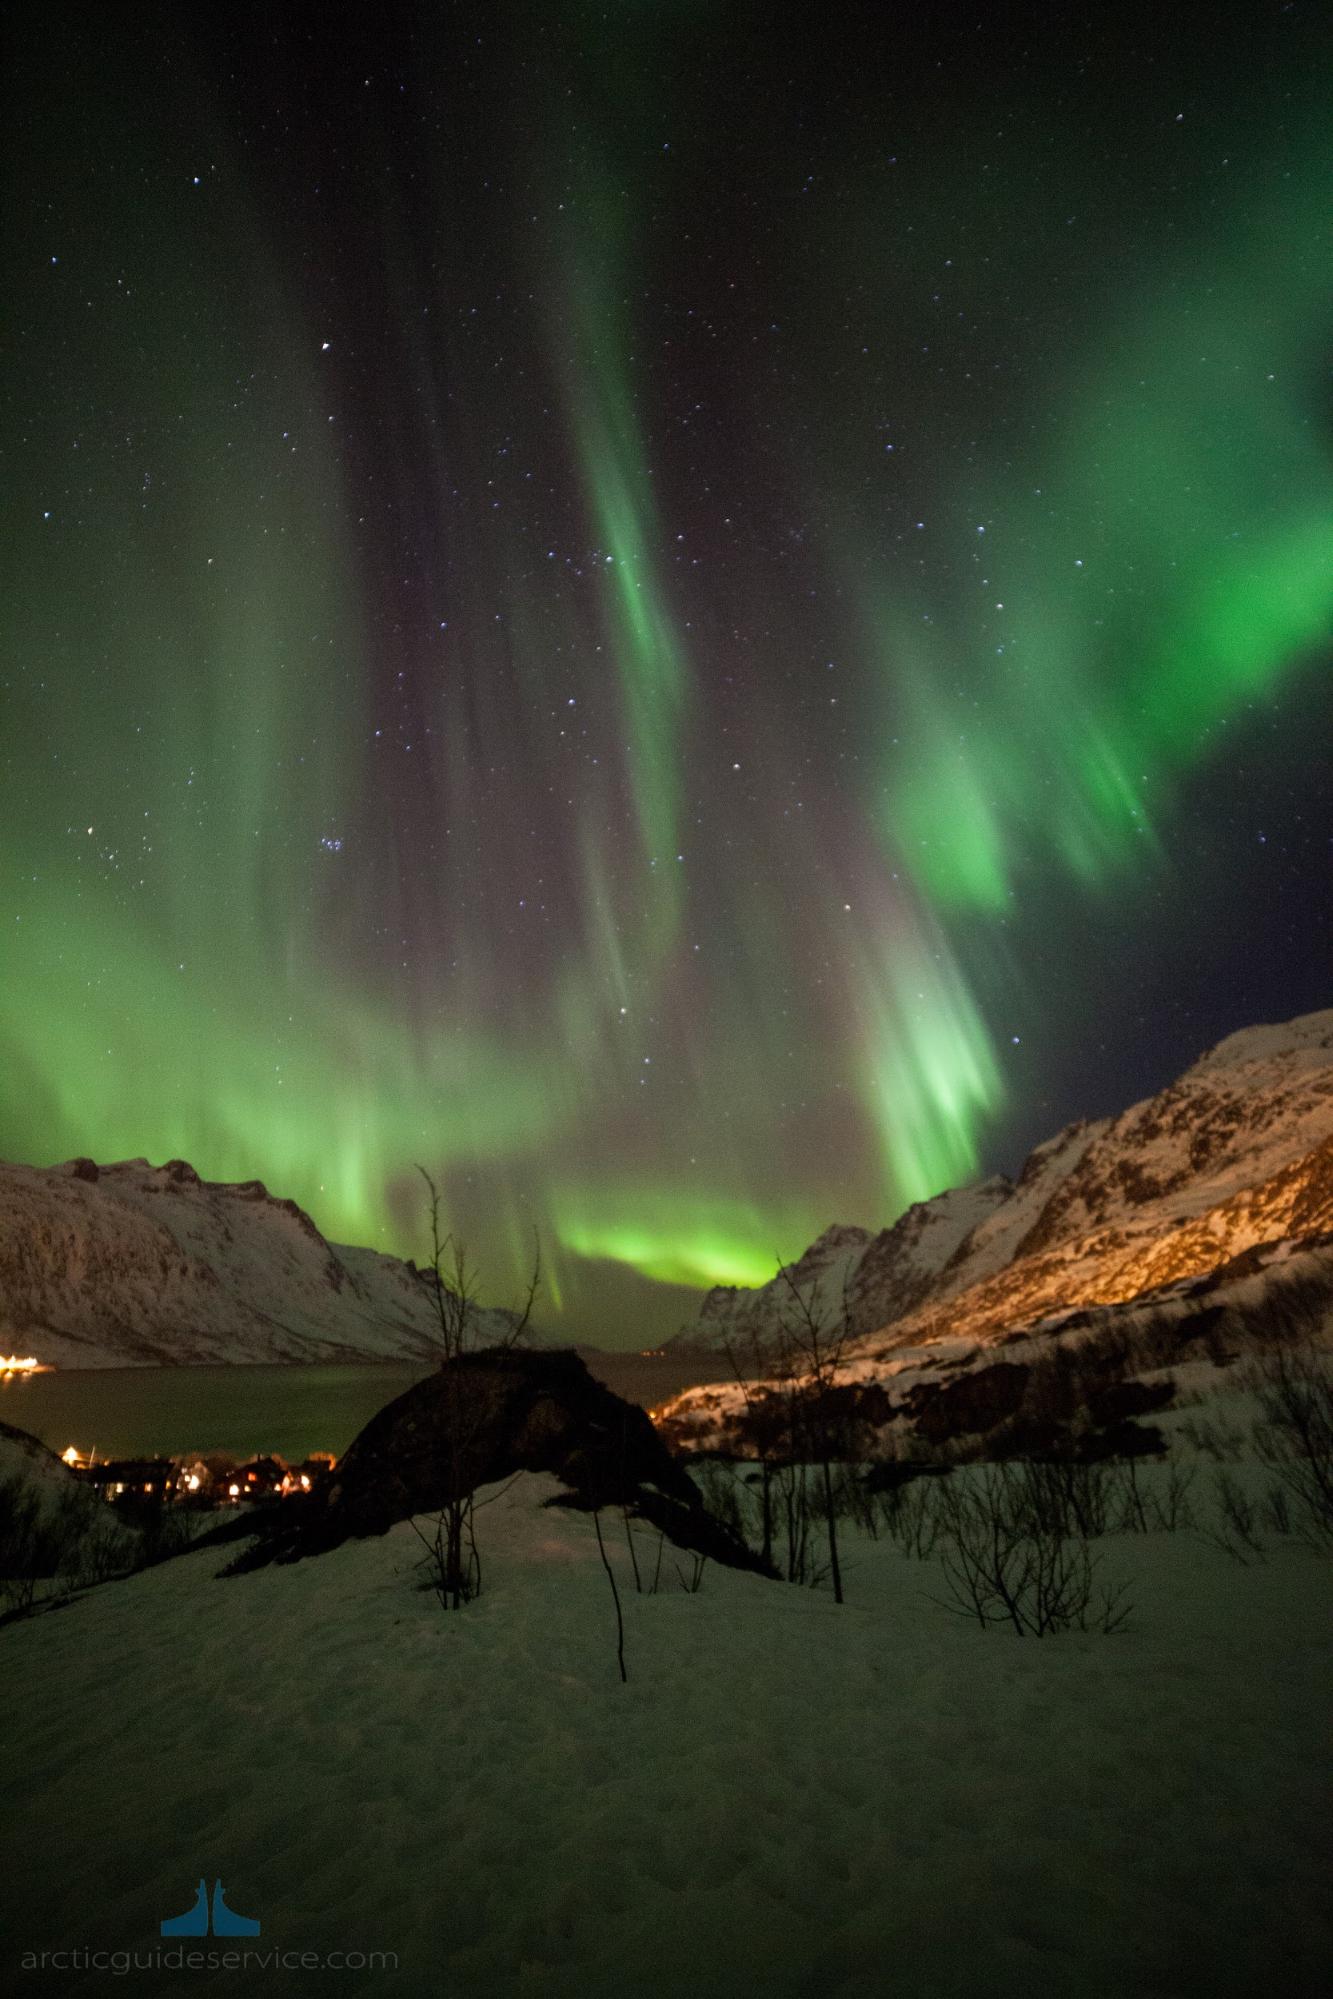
[60,1446,336,1510]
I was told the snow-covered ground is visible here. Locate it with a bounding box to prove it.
[2,1463,1329,1997]
[0,1423,82,1515]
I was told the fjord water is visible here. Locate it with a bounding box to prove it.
[0,1352,719,1463]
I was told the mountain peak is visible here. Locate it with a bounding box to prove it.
[677,1006,1333,1357]
[1186,1007,1333,1077]
[0,1156,518,1367]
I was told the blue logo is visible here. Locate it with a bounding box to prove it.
[160,1880,260,1938]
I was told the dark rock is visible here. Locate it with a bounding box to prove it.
[67,1157,100,1182]
[990,1415,1078,1460]
[226,1347,775,1579]
[906,1361,1030,1443]
[1077,1419,1167,1461]
[822,1381,894,1430]
[1086,1377,1176,1428]
[726,1377,894,1461]
[861,1459,952,1493]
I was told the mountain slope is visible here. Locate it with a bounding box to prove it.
[869,1009,1333,1355]
[674,1008,1333,1366]
[680,1225,874,1355]
[0,1156,512,1367]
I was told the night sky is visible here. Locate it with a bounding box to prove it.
[3,3,1330,1344]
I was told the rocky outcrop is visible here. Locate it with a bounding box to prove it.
[904,1362,1031,1444]
[226,1347,775,1578]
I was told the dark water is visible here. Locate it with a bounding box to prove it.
[0,1351,725,1463]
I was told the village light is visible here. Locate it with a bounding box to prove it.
[228,1483,240,1498]
[62,1445,80,1465]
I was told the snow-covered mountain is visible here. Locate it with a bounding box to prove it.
[0,1156,514,1368]
[6,1010,1331,1376]
[674,1008,1333,1365]
[680,1224,875,1357]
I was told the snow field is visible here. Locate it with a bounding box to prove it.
[1,1464,1330,1998]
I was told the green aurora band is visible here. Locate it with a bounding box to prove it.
[2,28,1329,1332]
[876,174,1333,915]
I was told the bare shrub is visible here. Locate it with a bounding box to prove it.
[692,1458,747,1544]
[0,1475,44,1616]
[876,1476,942,1560]
[641,1530,708,1598]
[1204,1469,1268,1564]
[133,1500,205,1570]
[414,1503,478,1609]
[1177,1413,1251,1462]
[931,1465,1131,1637]
[723,1330,838,1590]
[1243,1271,1333,1353]
[68,1501,131,1586]
[778,1464,816,1585]
[1114,1457,1150,1534]
[834,1465,881,1540]
[1022,1458,1112,1539]
[674,1552,707,1593]
[1248,1342,1333,1547]
[1113,1459,1196,1534]
[1,1474,134,1615]
[723,1330,782,1571]
[772,1262,869,1603]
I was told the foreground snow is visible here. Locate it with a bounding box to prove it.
[1,1469,1329,1998]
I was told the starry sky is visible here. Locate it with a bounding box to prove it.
[2,2,1330,1345]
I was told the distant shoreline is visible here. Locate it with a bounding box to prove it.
[1,1351,731,1464]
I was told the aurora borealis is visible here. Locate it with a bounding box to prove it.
[2,5,1330,1342]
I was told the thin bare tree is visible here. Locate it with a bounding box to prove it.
[591,1501,628,1681]
[1251,1342,1333,1545]
[722,1326,779,1571]
[411,1167,541,1609]
[773,1260,858,1604]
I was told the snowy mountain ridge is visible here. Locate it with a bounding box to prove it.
[675,1008,1333,1364]
[685,1223,875,1354]
[0,1155,514,1368]
[4,1009,1330,1375]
